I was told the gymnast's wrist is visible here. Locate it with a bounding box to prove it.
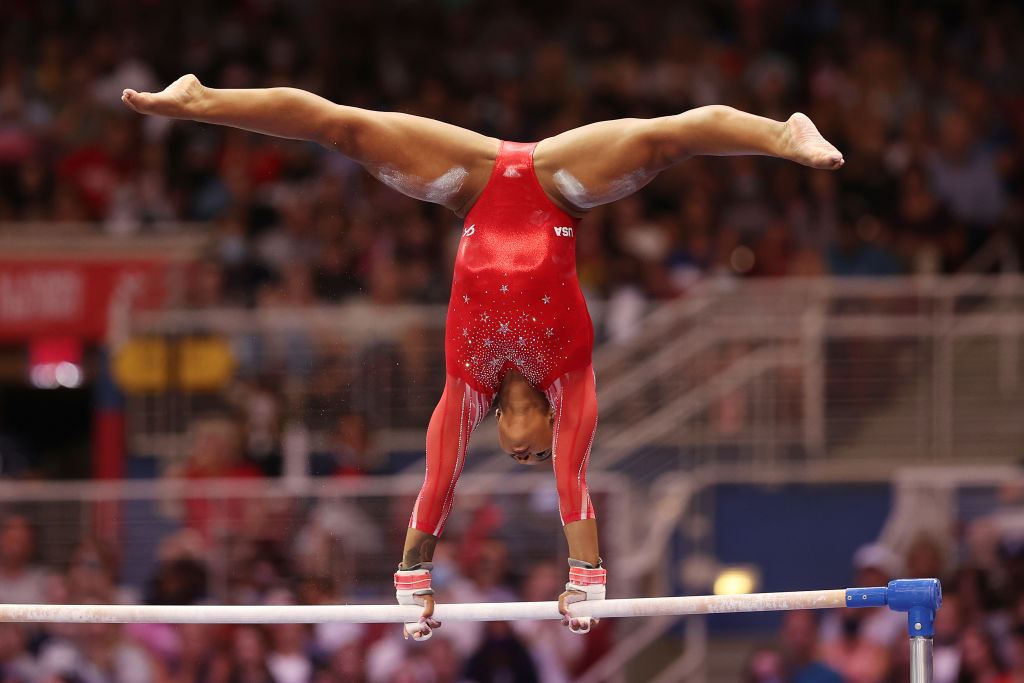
[565,558,606,600]
[395,563,434,603]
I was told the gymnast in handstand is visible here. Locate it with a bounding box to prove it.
[122,75,843,639]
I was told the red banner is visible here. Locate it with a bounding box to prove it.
[0,259,170,341]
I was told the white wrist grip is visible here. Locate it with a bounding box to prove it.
[395,564,434,640]
[563,559,606,634]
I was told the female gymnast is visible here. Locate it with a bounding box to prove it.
[122,75,843,640]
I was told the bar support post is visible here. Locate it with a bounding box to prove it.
[910,635,933,683]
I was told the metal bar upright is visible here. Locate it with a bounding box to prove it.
[910,636,933,683]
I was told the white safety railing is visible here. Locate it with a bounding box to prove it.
[584,275,1024,480]
[121,276,1024,480]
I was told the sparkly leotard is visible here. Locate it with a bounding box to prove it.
[410,142,598,535]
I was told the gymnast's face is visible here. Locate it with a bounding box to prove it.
[495,402,554,466]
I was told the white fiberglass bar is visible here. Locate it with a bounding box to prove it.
[0,590,847,625]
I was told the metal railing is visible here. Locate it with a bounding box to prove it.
[121,275,1024,480]
[585,275,1024,479]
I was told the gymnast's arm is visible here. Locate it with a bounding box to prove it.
[121,74,498,215]
[546,366,605,634]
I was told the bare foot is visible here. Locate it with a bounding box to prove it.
[122,74,205,119]
[782,112,844,170]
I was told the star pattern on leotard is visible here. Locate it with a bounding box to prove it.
[447,282,577,388]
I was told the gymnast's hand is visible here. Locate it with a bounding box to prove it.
[394,563,441,641]
[559,588,600,634]
[122,74,205,119]
[403,593,441,641]
[559,558,606,635]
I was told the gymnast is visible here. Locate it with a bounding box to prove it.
[122,74,843,640]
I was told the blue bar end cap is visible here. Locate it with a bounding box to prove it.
[887,578,942,637]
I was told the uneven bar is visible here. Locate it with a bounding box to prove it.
[0,589,848,624]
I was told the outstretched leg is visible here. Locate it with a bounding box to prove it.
[123,75,498,215]
[533,106,843,215]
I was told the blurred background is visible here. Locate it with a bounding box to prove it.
[0,0,1022,681]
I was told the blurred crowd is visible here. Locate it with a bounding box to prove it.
[6,481,1024,682]
[0,491,609,683]
[0,0,1021,315]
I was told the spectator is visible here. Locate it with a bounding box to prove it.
[1003,624,1024,683]
[225,625,274,683]
[146,557,208,606]
[893,166,962,272]
[0,623,40,682]
[0,514,48,605]
[820,543,905,681]
[161,623,221,683]
[463,621,539,683]
[38,617,156,683]
[170,416,263,543]
[934,591,965,683]
[265,619,313,683]
[311,412,376,477]
[512,561,586,683]
[955,625,1008,683]
[744,647,785,683]
[0,432,33,479]
[318,642,368,683]
[297,576,366,660]
[779,611,842,683]
[826,203,900,277]
[928,110,1006,230]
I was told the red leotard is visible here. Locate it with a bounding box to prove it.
[410,141,598,535]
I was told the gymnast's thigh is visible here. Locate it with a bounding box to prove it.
[532,118,666,212]
[340,109,500,214]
